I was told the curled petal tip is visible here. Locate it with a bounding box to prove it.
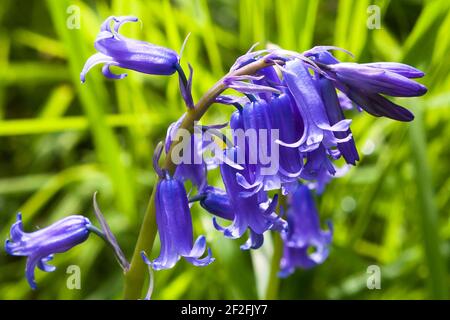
[102,64,127,80]
[212,217,227,233]
[4,239,13,255]
[141,251,152,266]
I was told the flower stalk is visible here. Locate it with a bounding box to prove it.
[123,57,276,299]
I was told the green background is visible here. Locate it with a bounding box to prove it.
[0,0,449,299]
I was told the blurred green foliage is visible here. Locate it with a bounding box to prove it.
[0,0,449,300]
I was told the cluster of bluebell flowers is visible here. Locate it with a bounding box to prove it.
[5,16,427,292]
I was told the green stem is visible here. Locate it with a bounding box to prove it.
[264,194,286,300]
[123,58,275,299]
[123,191,157,299]
[265,232,283,300]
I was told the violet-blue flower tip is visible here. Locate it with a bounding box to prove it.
[223,229,233,238]
[29,280,37,290]
[239,243,249,251]
[277,270,290,279]
[419,85,428,96]
[4,239,12,255]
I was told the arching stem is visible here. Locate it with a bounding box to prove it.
[123,57,278,300]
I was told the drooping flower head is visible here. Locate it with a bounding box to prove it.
[81,16,194,108]
[229,94,303,194]
[5,213,92,289]
[279,184,333,277]
[81,16,181,82]
[151,143,214,270]
[305,46,427,122]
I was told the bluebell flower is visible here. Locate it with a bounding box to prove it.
[230,95,303,194]
[230,100,282,193]
[199,186,235,221]
[223,57,355,195]
[305,47,426,122]
[300,144,340,194]
[317,76,359,165]
[153,177,214,270]
[81,16,195,108]
[328,63,427,97]
[279,184,332,277]
[5,213,91,289]
[212,147,286,250]
[152,144,214,270]
[196,185,269,250]
[280,59,352,153]
[344,86,416,122]
[81,16,180,82]
[337,91,356,110]
[268,94,305,187]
